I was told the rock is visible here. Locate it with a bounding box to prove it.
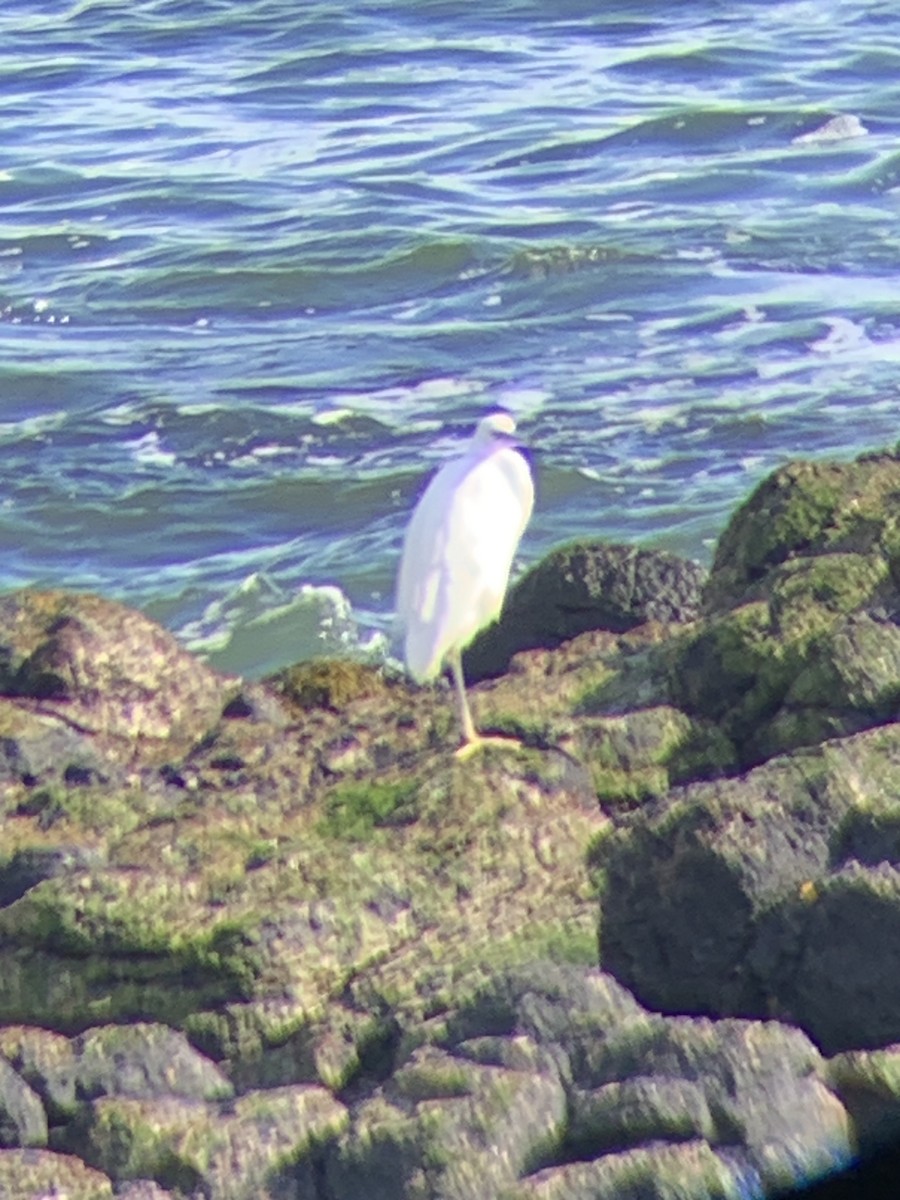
[753,862,900,1054]
[0,1056,47,1148]
[465,541,705,681]
[116,1182,177,1200]
[325,1045,566,1200]
[72,1023,233,1102]
[703,454,900,614]
[572,705,735,807]
[567,1076,717,1154]
[595,722,900,1054]
[597,745,843,1016]
[0,590,233,769]
[0,735,604,1037]
[671,452,900,765]
[570,1016,849,1192]
[220,679,291,725]
[0,1026,76,1122]
[0,1148,113,1198]
[409,966,852,1195]
[826,1044,900,1155]
[3,448,900,1199]
[503,1140,744,1199]
[0,844,105,908]
[269,660,387,711]
[71,1085,347,1198]
[420,965,849,1196]
[0,865,263,1031]
[444,963,647,1052]
[0,700,109,788]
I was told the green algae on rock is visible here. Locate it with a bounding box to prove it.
[703,453,900,613]
[66,1085,347,1199]
[268,659,387,712]
[0,1149,114,1199]
[671,451,900,766]
[0,448,898,1196]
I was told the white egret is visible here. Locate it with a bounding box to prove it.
[395,412,534,753]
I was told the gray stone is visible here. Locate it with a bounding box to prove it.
[326,1046,566,1200]
[0,1148,113,1198]
[0,1056,47,1148]
[73,1023,233,1102]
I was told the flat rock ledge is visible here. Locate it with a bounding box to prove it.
[1,447,900,1196]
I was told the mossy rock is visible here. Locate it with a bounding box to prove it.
[574,706,735,807]
[500,1140,746,1199]
[70,1086,347,1196]
[326,1048,566,1199]
[826,1046,900,1152]
[13,785,160,838]
[0,590,230,760]
[0,1149,113,1199]
[747,706,871,766]
[705,453,900,612]
[0,873,261,1029]
[671,550,900,764]
[784,611,900,714]
[318,780,420,841]
[269,660,386,711]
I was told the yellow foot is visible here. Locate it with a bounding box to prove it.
[454,734,524,760]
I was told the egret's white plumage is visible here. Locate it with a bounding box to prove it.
[395,412,534,749]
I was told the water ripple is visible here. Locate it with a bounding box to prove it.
[0,0,897,669]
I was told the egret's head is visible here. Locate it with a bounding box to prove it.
[472,411,518,449]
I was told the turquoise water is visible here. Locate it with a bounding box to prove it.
[2,0,899,674]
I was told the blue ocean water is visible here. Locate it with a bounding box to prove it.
[1,0,899,675]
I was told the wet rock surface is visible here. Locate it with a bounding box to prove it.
[0,449,899,1196]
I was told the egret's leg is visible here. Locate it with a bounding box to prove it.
[448,648,523,758]
[449,647,478,745]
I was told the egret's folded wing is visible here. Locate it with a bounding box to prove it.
[395,459,464,680]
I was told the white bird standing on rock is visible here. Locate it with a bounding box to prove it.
[395,412,534,754]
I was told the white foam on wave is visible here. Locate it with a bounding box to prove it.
[179,572,386,678]
[0,411,67,440]
[229,443,297,468]
[311,406,354,426]
[124,430,177,468]
[175,402,225,416]
[792,114,868,145]
[754,316,900,381]
[100,400,147,426]
[807,316,871,355]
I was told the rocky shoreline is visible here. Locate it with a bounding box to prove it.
[2,448,900,1197]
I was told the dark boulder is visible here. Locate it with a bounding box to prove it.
[465,541,705,682]
[595,722,900,1054]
